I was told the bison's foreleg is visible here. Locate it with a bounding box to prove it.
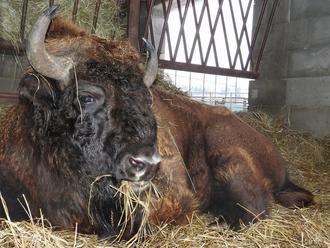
[148,184,197,225]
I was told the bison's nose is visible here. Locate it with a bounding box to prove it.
[128,154,160,177]
[118,152,160,182]
[129,157,147,171]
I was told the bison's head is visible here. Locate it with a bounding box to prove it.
[19,5,160,191]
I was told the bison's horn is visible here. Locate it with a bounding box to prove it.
[142,38,158,88]
[26,5,73,88]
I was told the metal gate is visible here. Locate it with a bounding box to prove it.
[130,0,279,79]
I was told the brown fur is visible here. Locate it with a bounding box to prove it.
[1,18,314,233]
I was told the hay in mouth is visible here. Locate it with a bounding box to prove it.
[88,175,161,245]
[111,180,160,245]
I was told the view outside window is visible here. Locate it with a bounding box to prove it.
[156,0,253,111]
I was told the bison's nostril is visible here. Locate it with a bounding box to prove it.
[129,157,145,171]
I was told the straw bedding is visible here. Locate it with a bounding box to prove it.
[0,103,329,247]
[0,0,123,47]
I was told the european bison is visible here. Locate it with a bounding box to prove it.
[0,5,313,239]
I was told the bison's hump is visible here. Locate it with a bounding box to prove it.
[44,17,144,73]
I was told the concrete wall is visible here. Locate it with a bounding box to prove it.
[250,0,330,137]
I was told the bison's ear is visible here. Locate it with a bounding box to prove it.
[18,74,58,106]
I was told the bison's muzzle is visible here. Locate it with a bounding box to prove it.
[115,146,160,187]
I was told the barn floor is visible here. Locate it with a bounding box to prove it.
[0,105,329,247]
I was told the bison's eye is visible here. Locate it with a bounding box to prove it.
[79,95,95,104]
[76,81,105,109]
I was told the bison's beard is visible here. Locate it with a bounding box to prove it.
[87,176,159,242]
[87,176,121,238]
